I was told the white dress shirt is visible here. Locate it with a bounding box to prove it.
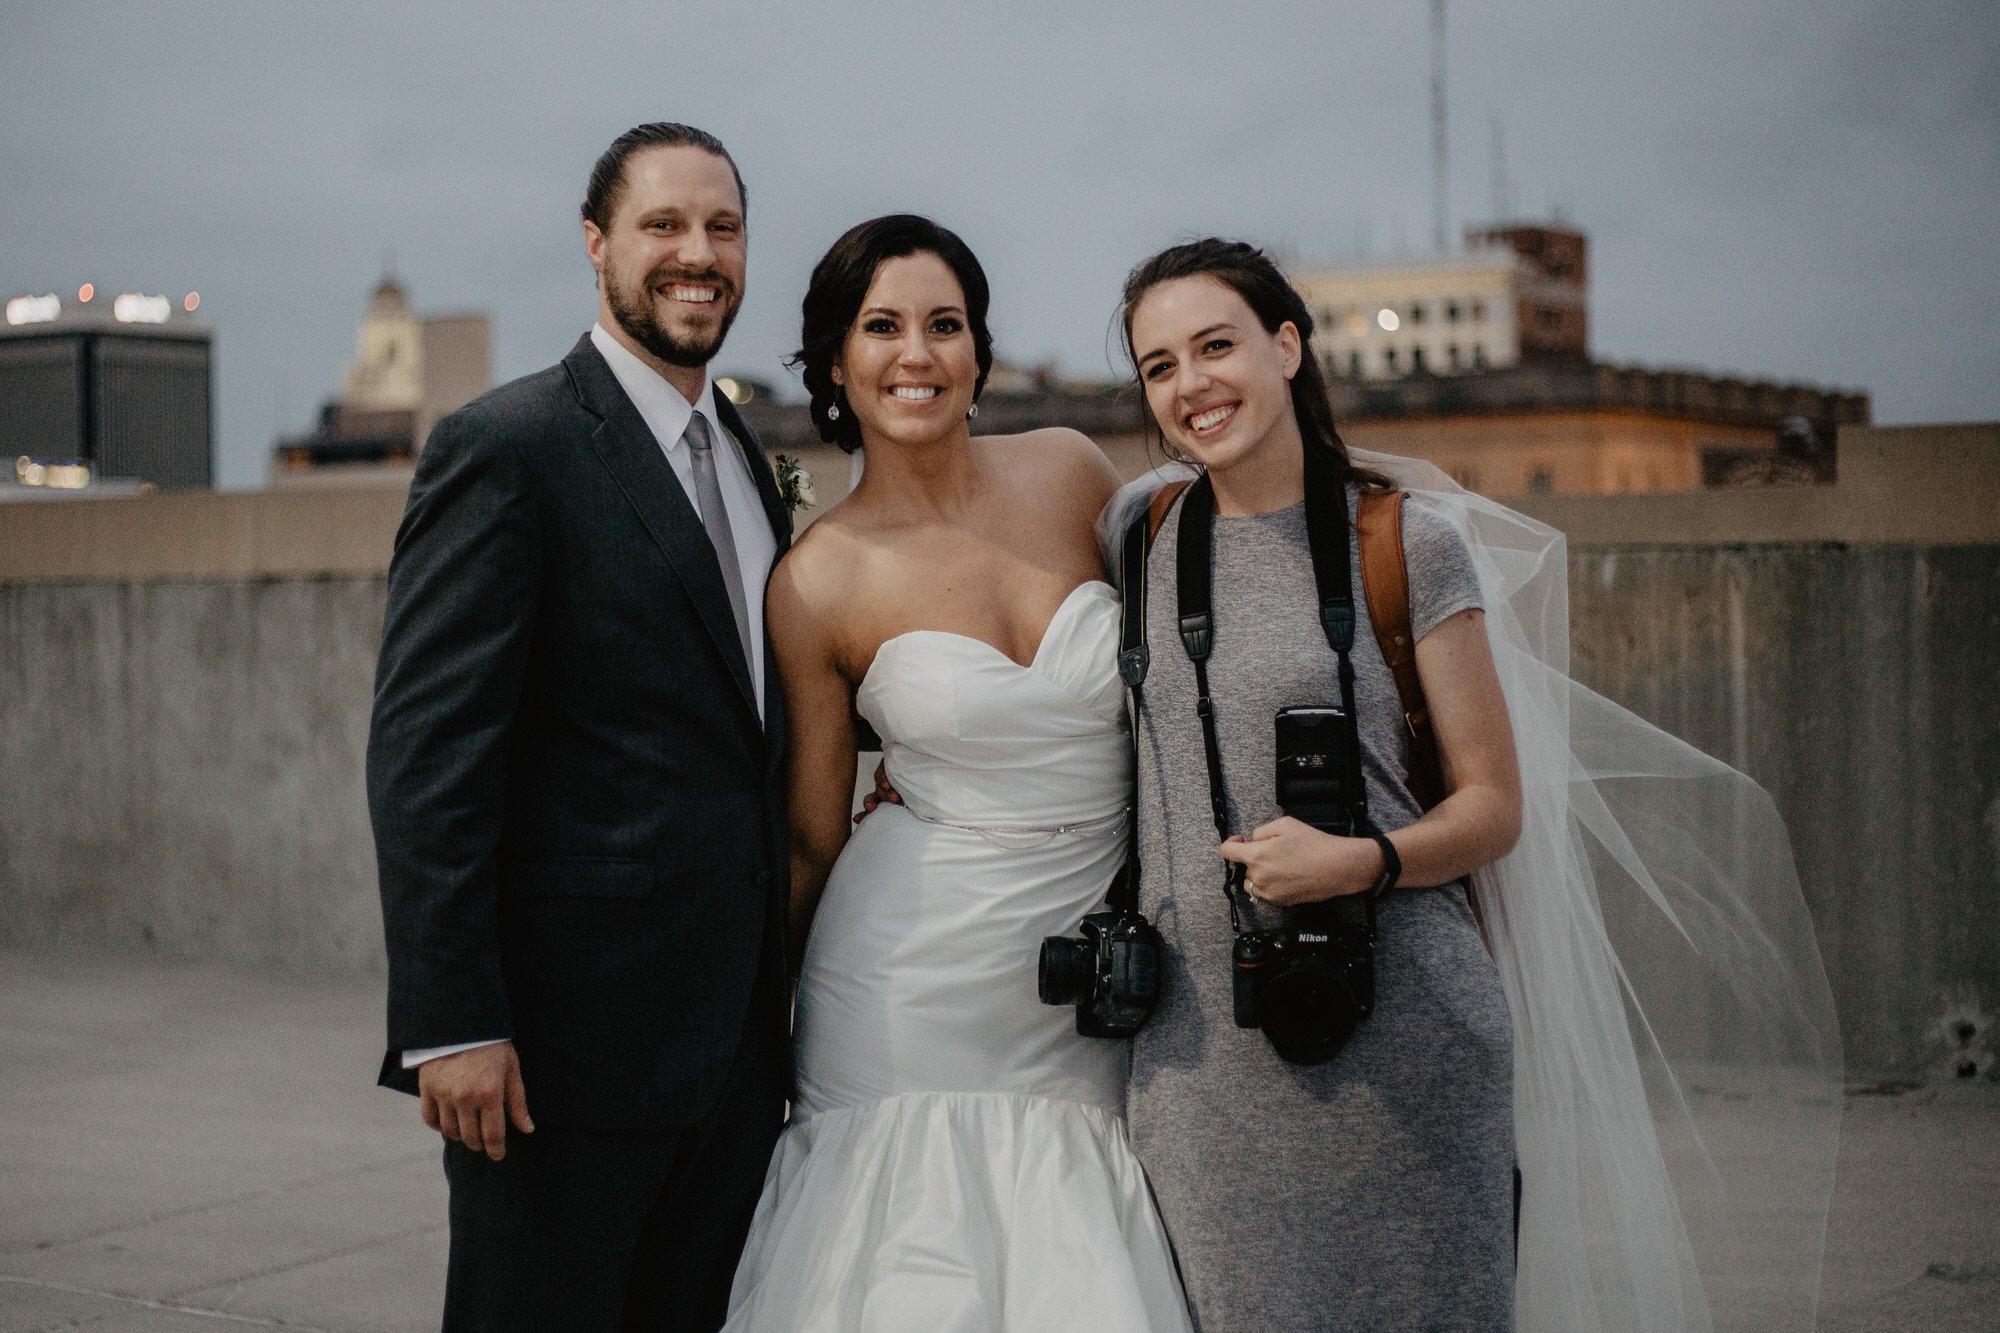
[402,325,779,1071]
[588,322,776,715]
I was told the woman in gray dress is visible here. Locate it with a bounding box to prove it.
[1117,239,1524,1331]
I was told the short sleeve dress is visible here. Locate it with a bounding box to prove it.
[1126,485,1516,1332]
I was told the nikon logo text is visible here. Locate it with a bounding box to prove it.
[1296,932,1329,943]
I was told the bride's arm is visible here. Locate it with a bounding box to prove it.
[766,549,858,976]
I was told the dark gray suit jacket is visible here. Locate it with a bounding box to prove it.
[368,334,791,1131]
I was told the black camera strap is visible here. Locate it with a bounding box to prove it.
[1116,446,1374,924]
[1105,504,1156,917]
[1179,449,1374,924]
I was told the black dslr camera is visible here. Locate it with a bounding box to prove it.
[1231,706,1377,1065]
[1039,893,1163,1038]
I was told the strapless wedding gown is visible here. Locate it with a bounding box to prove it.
[722,581,1192,1332]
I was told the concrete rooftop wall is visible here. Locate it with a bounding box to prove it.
[1,423,1995,1076]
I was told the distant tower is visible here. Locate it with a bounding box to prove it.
[1430,0,1449,253]
[272,272,492,481]
[342,274,423,413]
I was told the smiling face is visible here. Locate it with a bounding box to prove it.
[833,251,979,451]
[584,144,746,370]
[1129,275,1303,475]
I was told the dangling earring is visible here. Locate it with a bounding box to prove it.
[826,400,841,422]
[966,402,979,420]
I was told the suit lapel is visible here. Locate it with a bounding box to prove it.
[715,394,792,556]
[713,394,793,730]
[563,336,758,718]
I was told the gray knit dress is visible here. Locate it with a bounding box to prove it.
[1127,487,1516,1332]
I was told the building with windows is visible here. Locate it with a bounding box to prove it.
[1281,221,1866,495]
[1294,223,1588,382]
[0,288,212,492]
[272,275,490,483]
[1325,359,1863,496]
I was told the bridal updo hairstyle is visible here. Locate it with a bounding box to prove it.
[793,214,995,453]
[1119,237,1389,489]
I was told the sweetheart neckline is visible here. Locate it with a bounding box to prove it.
[858,580,1116,692]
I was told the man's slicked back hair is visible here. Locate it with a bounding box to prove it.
[582,122,746,232]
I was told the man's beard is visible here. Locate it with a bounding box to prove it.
[605,261,742,369]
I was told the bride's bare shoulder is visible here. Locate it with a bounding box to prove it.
[975,427,1121,504]
[768,506,869,630]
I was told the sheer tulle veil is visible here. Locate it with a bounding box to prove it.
[1100,449,1843,1333]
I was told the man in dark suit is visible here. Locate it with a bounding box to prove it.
[367,122,791,1332]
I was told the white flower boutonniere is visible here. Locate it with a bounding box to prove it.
[774,454,816,518]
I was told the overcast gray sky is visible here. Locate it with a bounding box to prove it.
[4,0,1994,489]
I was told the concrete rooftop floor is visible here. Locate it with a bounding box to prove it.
[1,948,1994,1332]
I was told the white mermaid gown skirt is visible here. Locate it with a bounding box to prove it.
[723,582,1192,1332]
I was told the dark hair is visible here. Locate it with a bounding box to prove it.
[582,122,746,233]
[1118,237,1390,489]
[790,214,994,453]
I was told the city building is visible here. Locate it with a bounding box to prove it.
[1326,359,1864,496]
[1294,224,1588,382]
[1,286,212,492]
[1283,221,1866,494]
[272,275,490,483]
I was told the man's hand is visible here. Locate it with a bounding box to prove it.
[417,1041,534,1161]
[854,758,903,825]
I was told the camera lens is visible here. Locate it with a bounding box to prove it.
[1261,962,1363,1063]
[1038,935,1096,1006]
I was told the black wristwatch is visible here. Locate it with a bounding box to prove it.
[1367,831,1402,897]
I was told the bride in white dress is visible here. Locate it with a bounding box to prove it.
[720,216,1192,1332]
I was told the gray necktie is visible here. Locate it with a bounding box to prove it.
[683,412,755,674]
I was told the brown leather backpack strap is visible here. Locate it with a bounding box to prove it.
[1357,488,1488,942]
[1356,489,1446,812]
[1145,480,1193,547]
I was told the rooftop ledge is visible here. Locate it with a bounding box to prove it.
[0,422,1993,585]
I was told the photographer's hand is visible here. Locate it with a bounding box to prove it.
[418,1040,534,1162]
[1220,818,1386,906]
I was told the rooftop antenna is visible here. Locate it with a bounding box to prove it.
[1430,0,1449,252]
[1490,116,1512,221]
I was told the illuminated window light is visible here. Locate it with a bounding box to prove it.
[113,293,172,324]
[13,457,92,489]
[1376,307,1401,333]
[6,294,61,326]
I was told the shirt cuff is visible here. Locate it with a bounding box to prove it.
[401,1038,508,1070]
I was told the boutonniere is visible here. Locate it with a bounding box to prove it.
[774,454,816,517]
